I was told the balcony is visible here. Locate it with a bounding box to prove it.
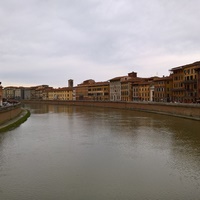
[172,88,185,92]
[183,79,197,84]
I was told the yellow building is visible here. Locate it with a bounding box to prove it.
[88,81,109,101]
[121,80,131,101]
[139,82,151,101]
[121,78,142,102]
[48,87,73,100]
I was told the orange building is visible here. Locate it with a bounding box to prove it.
[170,61,200,103]
[139,81,151,101]
[153,76,173,102]
[133,78,155,102]
[132,82,140,101]
[196,66,200,101]
[182,62,200,103]
[75,79,95,100]
[133,81,150,101]
[75,80,109,101]
[169,66,184,102]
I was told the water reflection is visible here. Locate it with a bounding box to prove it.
[0,103,200,200]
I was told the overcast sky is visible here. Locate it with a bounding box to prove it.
[1,0,200,87]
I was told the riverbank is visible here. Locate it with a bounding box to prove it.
[22,100,200,121]
[0,108,30,132]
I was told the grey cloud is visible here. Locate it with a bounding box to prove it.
[1,0,200,87]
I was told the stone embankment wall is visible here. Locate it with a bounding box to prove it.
[0,104,22,125]
[22,100,200,120]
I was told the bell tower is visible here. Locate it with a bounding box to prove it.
[68,79,73,88]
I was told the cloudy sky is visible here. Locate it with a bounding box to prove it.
[1,0,200,87]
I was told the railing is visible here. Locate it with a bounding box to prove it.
[183,79,197,83]
[0,102,21,112]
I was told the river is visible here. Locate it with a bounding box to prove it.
[0,104,200,200]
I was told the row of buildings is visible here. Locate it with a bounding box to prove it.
[2,61,200,103]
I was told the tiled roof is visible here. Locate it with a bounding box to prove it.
[153,76,172,81]
[169,61,200,71]
[47,87,73,92]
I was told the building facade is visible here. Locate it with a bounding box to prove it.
[153,76,173,102]
[3,86,18,99]
[196,67,200,101]
[3,61,200,104]
[24,88,31,100]
[75,79,95,100]
[110,72,138,102]
[109,77,122,101]
[182,62,200,103]
[47,87,73,100]
[139,82,151,101]
[15,87,25,100]
[133,78,154,102]
[170,67,184,102]
[170,61,200,103]
[87,81,109,101]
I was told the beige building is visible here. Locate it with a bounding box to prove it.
[110,72,138,102]
[3,86,18,99]
[109,76,123,101]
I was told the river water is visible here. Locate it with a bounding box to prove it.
[0,104,200,200]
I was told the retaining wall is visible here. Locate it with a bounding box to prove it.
[0,104,22,125]
[22,100,200,120]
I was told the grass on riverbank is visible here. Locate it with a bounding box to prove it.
[0,109,31,133]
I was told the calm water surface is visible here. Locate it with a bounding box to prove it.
[0,104,200,200]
